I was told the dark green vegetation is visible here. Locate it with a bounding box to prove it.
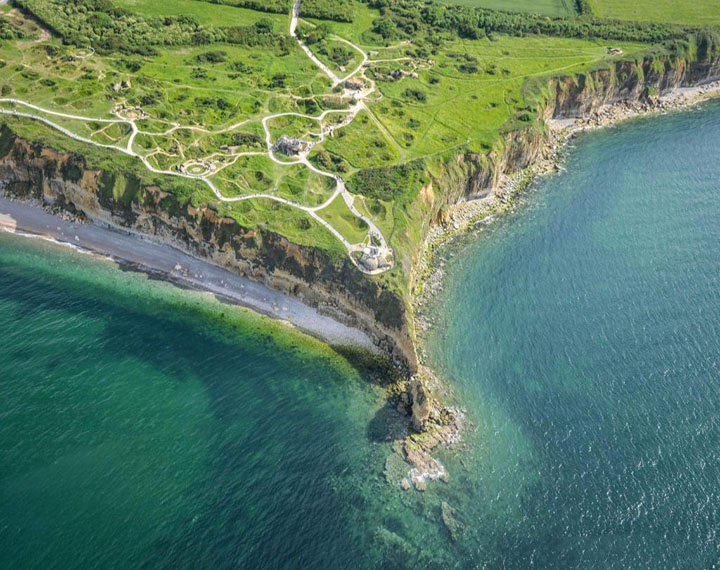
[441,0,574,17]
[14,0,217,55]
[301,0,355,22]
[347,160,425,201]
[363,0,694,44]
[205,0,356,22]
[203,0,290,14]
[13,0,293,54]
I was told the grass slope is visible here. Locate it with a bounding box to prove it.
[0,0,665,297]
[588,0,720,26]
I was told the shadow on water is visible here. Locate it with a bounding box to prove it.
[0,263,389,569]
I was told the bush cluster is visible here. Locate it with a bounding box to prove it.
[347,160,425,200]
[300,0,354,23]
[15,0,218,55]
[202,0,289,15]
[14,0,291,55]
[223,19,293,49]
[0,19,23,40]
[363,0,695,45]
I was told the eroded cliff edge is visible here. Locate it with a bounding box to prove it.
[418,52,720,230]
[0,130,417,372]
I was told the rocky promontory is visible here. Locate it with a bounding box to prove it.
[2,48,720,494]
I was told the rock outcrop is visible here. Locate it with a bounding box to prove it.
[441,501,463,541]
[409,378,431,432]
[549,54,720,119]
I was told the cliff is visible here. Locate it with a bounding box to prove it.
[549,54,720,118]
[1,48,718,485]
[383,50,720,477]
[1,50,718,387]
[406,49,720,426]
[427,52,720,222]
[0,130,417,371]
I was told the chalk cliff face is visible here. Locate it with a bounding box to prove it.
[0,131,417,371]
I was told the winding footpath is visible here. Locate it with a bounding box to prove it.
[0,0,395,274]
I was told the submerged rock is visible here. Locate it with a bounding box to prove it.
[405,441,449,491]
[441,501,463,541]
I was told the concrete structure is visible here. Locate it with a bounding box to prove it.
[272,134,307,156]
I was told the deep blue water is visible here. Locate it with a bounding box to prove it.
[428,101,720,569]
[3,101,720,569]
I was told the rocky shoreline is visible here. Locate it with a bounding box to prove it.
[387,368,466,492]
[2,63,719,497]
[0,191,465,493]
[398,79,720,493]
[414,79,720,311]
[0,195,381,352]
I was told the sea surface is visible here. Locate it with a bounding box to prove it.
[2,101,720,569]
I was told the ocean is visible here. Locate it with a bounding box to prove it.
[3,101,720,569]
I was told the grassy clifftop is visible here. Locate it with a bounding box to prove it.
[1,0,719,345]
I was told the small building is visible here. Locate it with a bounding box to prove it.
[272,135,307,156]
[607,47,623,56]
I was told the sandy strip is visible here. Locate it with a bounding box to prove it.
[0,197,378,352]
[0,212,16,232]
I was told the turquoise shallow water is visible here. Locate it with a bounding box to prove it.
[0,233,457,570]
[3,101,720,570]
[0,236,392,569]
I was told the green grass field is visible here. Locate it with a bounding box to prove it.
[0,0,666,290]
[588,0,720,26]
[328,35,647,161]
[441,0,576,17]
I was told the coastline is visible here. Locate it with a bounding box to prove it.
[2,78,718,495]
[0,196,379,354]
[412,79,720,325]
[398,80,720,490]
[0,194,454,492]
